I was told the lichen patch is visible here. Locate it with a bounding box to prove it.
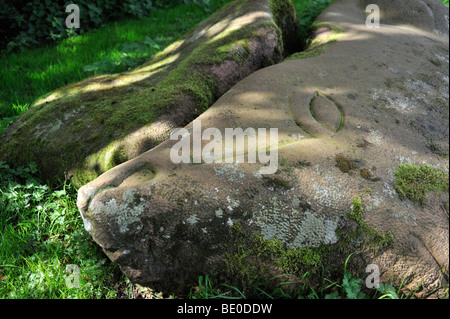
[91,189,146,234]
[254,195,338,249]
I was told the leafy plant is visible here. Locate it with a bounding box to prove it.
[340,253,366,299]
[377,283,400,299]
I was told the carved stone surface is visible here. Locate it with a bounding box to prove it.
[77,0,449,294]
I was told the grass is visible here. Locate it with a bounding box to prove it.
[188,253,434,299]
[0,162,124,298]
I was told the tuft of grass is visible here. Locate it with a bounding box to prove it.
[393,163,449,206]
[188,274,245,299]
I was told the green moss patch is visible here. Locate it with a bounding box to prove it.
[335,154,359,174]
[263,176,292,190]
[393,163,449,205]
[344,196,393,252]
[221,222,328,293]
[359,168,380,182]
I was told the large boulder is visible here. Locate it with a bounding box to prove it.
[77,0,449,295]
[0,0,300,187]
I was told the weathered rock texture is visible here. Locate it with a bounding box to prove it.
[0,0,300,187]
[77,0,449,295]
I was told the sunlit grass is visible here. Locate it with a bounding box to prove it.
[0,162,126,298]
[0,1,230,135]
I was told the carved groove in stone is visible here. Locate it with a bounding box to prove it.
[309,92,344,133]
[289,90,344,138]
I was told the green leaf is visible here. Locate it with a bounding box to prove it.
[325,291,341,299]
[342,273,363,299]
[0,161,10,170]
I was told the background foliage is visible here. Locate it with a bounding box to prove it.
[0,0,226,136]
[0,0,201,52]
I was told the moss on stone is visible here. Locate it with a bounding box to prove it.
[393,163,449,205]
[220,195,393,292]
[335,154,359,174]
[269,0,301,55]
[310,22,344,37]
[344,196,393,253]
[359,168,380,182]
[263,176,292,189]
[285,41,336,60]
[426,142,449,159]
[285,22,344,60]
[221,222,329,291]
[73,166,100,187]
[0,3,289,187]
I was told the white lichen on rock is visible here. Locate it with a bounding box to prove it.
[312,183,347,208]
[393,210,417,227]
[255,195,338,249]
[91,189,146,233]
[288,211,338,248]
[213,163,245,183]
[215,208,224,218]
[371,88,416,113]
[226,196,240,211]
[382,182,396,198]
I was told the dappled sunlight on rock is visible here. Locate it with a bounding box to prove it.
[34,53,180,107]
[0,0,299,191]
[76,0,449,295]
